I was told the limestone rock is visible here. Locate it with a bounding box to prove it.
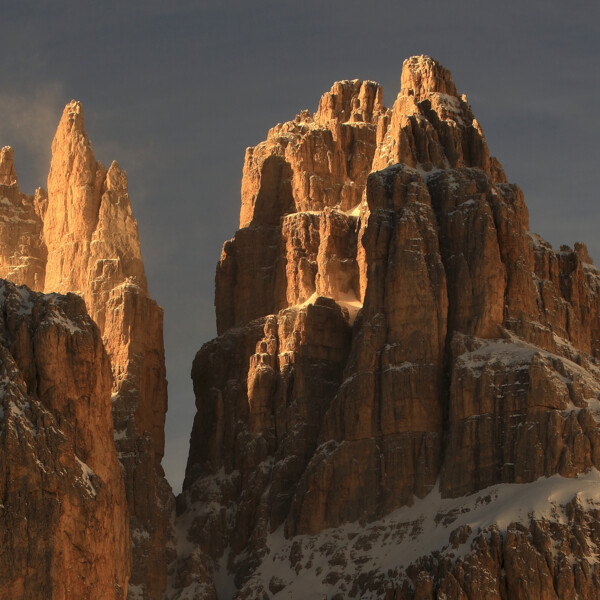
[0,279,130,599]
[45,102,173,600]
[0,146,47,289]
[217,78,385,334]
[441,333,600,498]
[175,55,600,598]
[176,299,353,591]
[373,55,505,181]
[288,164,448,534]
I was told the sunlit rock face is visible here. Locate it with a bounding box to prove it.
[0,280,130,599]
[0,103,173,600]
[172,56,600,599]
[43,102,174,600]
[0,146,47,289]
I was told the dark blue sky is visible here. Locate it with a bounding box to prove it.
[2,0,599,492]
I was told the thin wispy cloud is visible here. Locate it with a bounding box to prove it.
[0,82,67,192]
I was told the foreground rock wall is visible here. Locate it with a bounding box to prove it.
[173,55,600,598]
[0,103,173,600]
[0,280,130,599]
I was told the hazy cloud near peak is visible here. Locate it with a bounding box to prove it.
[0,81,67,193]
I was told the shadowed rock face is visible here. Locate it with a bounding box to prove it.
[0,103,173,600]
[0,280,130,599]
[172,55,600,599]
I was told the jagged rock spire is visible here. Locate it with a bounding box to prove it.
[0,100,173,600]
[0,146,17,185]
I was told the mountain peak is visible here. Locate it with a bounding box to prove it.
[63,99,85,128]
[0,99,172,598]
[174,56,600,599]
[400,54,458,98]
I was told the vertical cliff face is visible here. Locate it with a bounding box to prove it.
[0,103,173,600]
[0,280,130,599]
[174,56,600,599]
[216,79,385,334]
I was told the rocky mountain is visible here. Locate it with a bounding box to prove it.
[170,55,600,599]
[2,55,599,600]
[0,103,173,599]
[0,279,130,598]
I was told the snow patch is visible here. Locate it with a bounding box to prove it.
[132,528,151,545]
[113,428,128,441]
[292,291,362,325]
[46,311,82,334]
[335,291,363,325]
[127,584,144,600]
[74,456,97,497]
[242,470,600,599]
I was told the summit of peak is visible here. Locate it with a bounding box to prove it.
[63,100,85,122]
[56,100,87,138]
[49,100,92,177]
[315,78,383,125]
[65,99,83,113]
[400,55,458,98]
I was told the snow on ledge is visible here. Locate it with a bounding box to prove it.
[238,469,600,599]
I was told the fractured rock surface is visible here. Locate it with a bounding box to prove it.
[172,55,600,599]
[0,280,130,599]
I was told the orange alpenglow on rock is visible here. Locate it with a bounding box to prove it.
[170,55,600,599]
[0,102,173,599]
